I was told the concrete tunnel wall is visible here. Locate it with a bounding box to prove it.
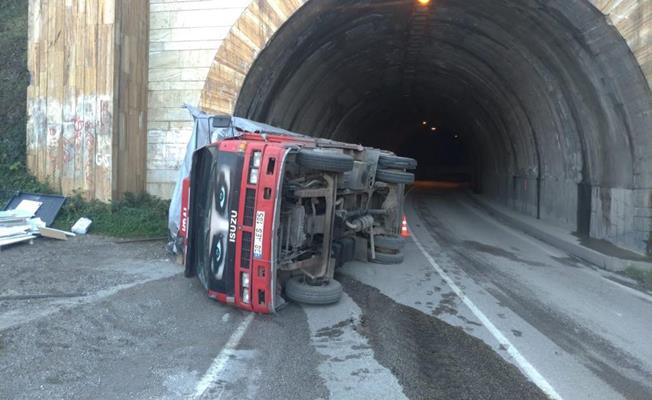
[25,0,652,254]
[195,0,652,255]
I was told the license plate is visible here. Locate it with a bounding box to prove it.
[253,211,265,258]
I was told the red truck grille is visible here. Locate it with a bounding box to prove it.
[243,188,256,226]
[241,231,252,269]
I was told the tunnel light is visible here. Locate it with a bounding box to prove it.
[421,121,428,126]
[417,0,431,5]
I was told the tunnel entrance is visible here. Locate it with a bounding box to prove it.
[230,0,652,254]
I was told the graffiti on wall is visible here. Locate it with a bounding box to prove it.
[27,95,113,200]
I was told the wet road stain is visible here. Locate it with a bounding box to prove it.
[315,319,351,339]
[351,368,370,377]
[340,275,548,400]
[511,329,523,337]
[549,255,590,269]
[433,292,458,316]
[457,315,482,327]
[463,241,549,267]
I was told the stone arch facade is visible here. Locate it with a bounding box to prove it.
[146,0,651,201]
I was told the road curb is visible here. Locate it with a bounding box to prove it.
[467,193,652,273]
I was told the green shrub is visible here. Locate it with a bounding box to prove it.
[53,193,170,238]
[0,0,29,167]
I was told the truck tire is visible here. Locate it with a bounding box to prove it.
[368,248,405,264]
[372,234,405,251]
[285,276,343,305]
[297,150,354,173]
[378,154,417,170]
[376,169,415,184]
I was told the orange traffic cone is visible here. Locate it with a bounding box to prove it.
[400,215,410,238]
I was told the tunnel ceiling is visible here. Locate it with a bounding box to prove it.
[234,0,652,228]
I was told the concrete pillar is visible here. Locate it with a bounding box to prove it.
[26,0,149,201]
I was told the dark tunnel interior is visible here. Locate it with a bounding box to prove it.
[233,0,652,251]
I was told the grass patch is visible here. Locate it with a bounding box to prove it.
[53,193,170,238]
[1,172,170,239]
[622,267,652,292]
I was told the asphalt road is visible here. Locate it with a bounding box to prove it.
[1,187,651,399]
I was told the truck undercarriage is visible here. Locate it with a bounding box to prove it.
[183,132,416,313]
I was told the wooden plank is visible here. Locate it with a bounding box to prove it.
[74,0,87,191]
[39,227,75,240]
[38,0,49,181]
[113,0,148,197]
[95,0,115,201]
[44,0,65,191]
[83,0,98,199]
[61,0,77,195]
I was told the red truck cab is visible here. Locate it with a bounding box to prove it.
[180,132,416,313]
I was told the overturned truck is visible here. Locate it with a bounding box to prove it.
[179,126,416,313]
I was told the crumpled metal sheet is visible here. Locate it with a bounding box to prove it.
[167,105,302,254]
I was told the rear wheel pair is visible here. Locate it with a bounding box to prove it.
[296,149,354,172]
[368,234,405,264]
[296,149,417,184]
[285,276,343,305]
[376,154,417,184]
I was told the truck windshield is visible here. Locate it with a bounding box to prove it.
[186,146,244,296]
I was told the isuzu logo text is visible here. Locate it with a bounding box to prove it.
[229,210,238,243]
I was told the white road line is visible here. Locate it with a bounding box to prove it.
[192,313,255,399]
[410,230,564,400]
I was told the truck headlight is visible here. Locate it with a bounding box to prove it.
[252,151,262,168]
[249,168,259,184]
[242,288,250,304]
[241,272,250,288]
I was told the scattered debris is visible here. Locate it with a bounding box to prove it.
[13,199,42,216]
[39,227,76,241]
[0,235,35,252]
[3,192,65,226]
[71,217,93,235]
[0,193,68,251]
[0,209,38,251]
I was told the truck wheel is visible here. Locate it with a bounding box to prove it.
[372,234,405,251]
[368,248,405,264]
[285,276,343,305]
[378,154,417,170]
[297,150,354,173]
[376,169,415,184]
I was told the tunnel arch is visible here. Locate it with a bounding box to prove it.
[200,0,652,254]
